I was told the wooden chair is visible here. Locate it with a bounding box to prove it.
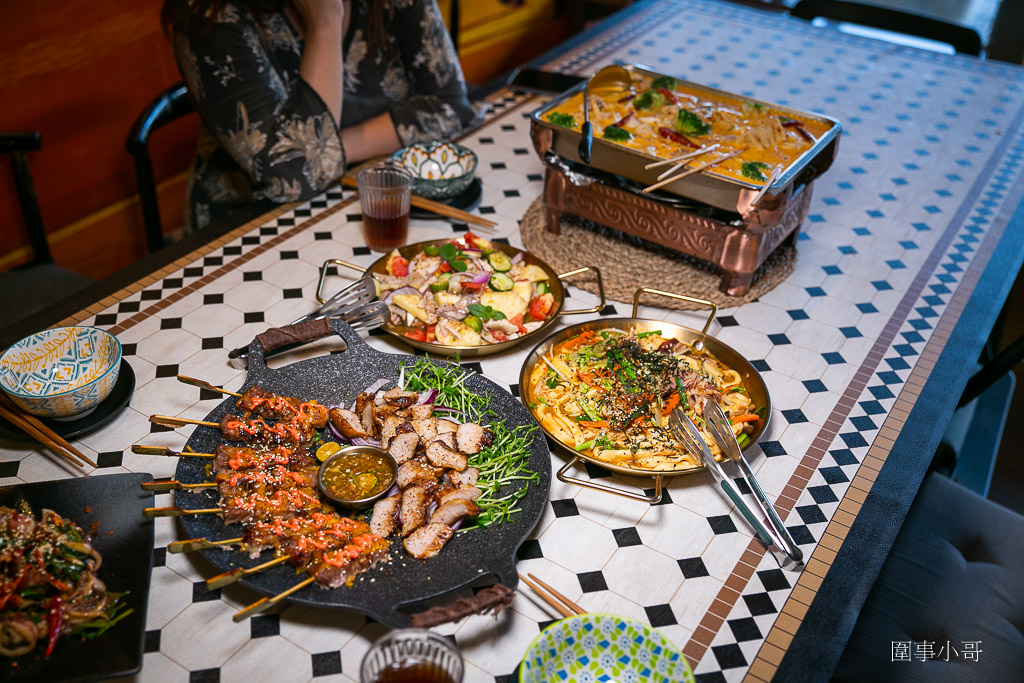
[125,82,195,253]
[0,132,93,330]
[791,0,983,56]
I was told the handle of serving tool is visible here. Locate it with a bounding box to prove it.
[557,456,663,503]
[734,457,804,569]
[406,583,517,628]
[631,288,717,335]
[317,259,368,304]
[557,266,606,316]
[578,121,594,164]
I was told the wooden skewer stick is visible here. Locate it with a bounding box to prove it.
[142,506,222,519]
[528,573,586,615]
[748,165,782,208]
[233,576,316,622]
[142,480,217,491]
[518,573,573,618]
[340,176,498,229]
[0,394,97,468]
[177,375,243,397]
[167,537,244,554]
[207,556,290,590]
[644,144,720,169]
[150,415,220,429]
[643,148,748,194]
[131,445,216,458]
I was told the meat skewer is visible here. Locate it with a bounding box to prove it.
[176,376,330,427]
[148,414,318,447]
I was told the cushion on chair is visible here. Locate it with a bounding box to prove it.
[834,472,1024,681]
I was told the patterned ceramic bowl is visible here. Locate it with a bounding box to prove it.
[519,614,695,683]
[391,141,478,200]
[0,326,122,419]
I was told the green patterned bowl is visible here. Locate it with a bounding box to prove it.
[0,326,122,419]
[391,141,478,200]
[519,614,695,683]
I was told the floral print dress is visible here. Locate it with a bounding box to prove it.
[170,0,484,230]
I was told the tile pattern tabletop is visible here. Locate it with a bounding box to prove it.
[3,1,1024,681]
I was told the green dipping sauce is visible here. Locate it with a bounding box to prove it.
[321,451,392,500]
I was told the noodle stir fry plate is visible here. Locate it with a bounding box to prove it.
[0,474,154,682]
[519,290,770,502]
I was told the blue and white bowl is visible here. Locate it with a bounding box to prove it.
[519,614,694,683]
[0,326,122,419]
[391,141,478,200]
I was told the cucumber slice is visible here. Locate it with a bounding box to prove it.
[429,273,452,292]
[487,251,513,272]
[422,244,440,257]
[537,281,550,295]
[489,273,515,291]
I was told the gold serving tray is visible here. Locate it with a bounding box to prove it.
[518,288,772,503]
[530,62,842,212]
[318,238,604,358]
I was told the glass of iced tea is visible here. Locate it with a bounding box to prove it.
[359,629,463,683]
[357,164,413,252]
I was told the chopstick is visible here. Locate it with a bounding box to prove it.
[748,165,782,208]
[518,572,585,617]
[643,148,748,194]
[340,176,498,230]
[0,394,96,468]
[644,143,720,170]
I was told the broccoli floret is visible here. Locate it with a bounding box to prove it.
[741,161,771,182]
[547,112,575,128]
[633,90,667,111]
[675,109,710,136]
[651,75,677,90]
[742,101,764,112]
[602,125,631,142]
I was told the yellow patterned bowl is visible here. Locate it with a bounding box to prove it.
[0,326,122,419]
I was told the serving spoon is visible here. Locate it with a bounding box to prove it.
[579,65,634,164]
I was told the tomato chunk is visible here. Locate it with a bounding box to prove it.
[389,255,409,277]
[404,329,427,342]
[528,293,555,320]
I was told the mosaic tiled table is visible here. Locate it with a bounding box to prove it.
[3,1,1024,681]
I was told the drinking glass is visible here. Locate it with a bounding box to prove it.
[357,164,413,252]
[359,629,464,683]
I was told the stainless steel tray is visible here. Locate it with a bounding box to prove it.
[529,63,842,212]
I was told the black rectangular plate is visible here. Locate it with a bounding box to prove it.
[0,473,155,682]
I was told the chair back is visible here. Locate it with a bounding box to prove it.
[791,0,983,56]
[125,82,195,253]
[2,131,50,265]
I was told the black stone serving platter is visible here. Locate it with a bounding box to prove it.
[173,319,550,627]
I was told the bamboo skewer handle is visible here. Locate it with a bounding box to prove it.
[207,556,289,590]
[177,375,243,397]
[518,573,573,619]
[167,537,244,554]
[150,415,220,428]
[643,148,748,193]
[142,507,222,518]
[142,480,217,491]
[233,576,316,622]
[132,445,216,458]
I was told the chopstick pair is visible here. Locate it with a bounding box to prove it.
[519,572,585,618]
[642,148,748,194]
[0,393,97,469]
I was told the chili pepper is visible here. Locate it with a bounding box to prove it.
[656,87,678,104]
[781,119,814,142]
[45,596,62,657]
[658,127,698,148]
[613,112,634,128]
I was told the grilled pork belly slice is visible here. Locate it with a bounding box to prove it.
[430,431,456,450]
[383,388,419,407]
[411,418,438,442]
[370,495,400,537]
[440,484,483,505]
[388,432,420,465]
[403,523,454,559]
[378,415,401,449]
[396,460,439,489]
[400,486,430,537]
[425,440,468,471]
[329,408,370,439]
[456,422,489,454]
[430,499,480,527]
[449,467,479,488]
[409,404,433,420]
[435,418,458,434]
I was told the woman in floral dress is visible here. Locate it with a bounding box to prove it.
[163,0,484,230]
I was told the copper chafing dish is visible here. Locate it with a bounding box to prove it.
[317,237,604,358]
[518,288,771,503]
[530,62,842,212]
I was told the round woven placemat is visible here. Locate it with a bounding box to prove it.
[520,197,796,310]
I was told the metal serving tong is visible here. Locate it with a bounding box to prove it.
[669,407,803,570]
[227,277,379,364]
[579,64,634,164]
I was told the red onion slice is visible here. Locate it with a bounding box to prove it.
[416,388,439,405]
[364,378,390,395]
[450,518,463,531]
[350,437,381,448]
[383,286,420,306]
[511,251,525,265]
[469,270,491,285]
[387,484,400,498]
[326,420,351,443]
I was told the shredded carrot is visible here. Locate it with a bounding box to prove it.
[730,414,760,424]
[663,392,681,414]
[577,371,595,386]
[578,420,609,429]
[560,329,595,352]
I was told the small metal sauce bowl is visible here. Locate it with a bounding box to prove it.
[317,445,398,510]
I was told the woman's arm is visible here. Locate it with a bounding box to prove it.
[341,112,401,164]
[291,0,344,123]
